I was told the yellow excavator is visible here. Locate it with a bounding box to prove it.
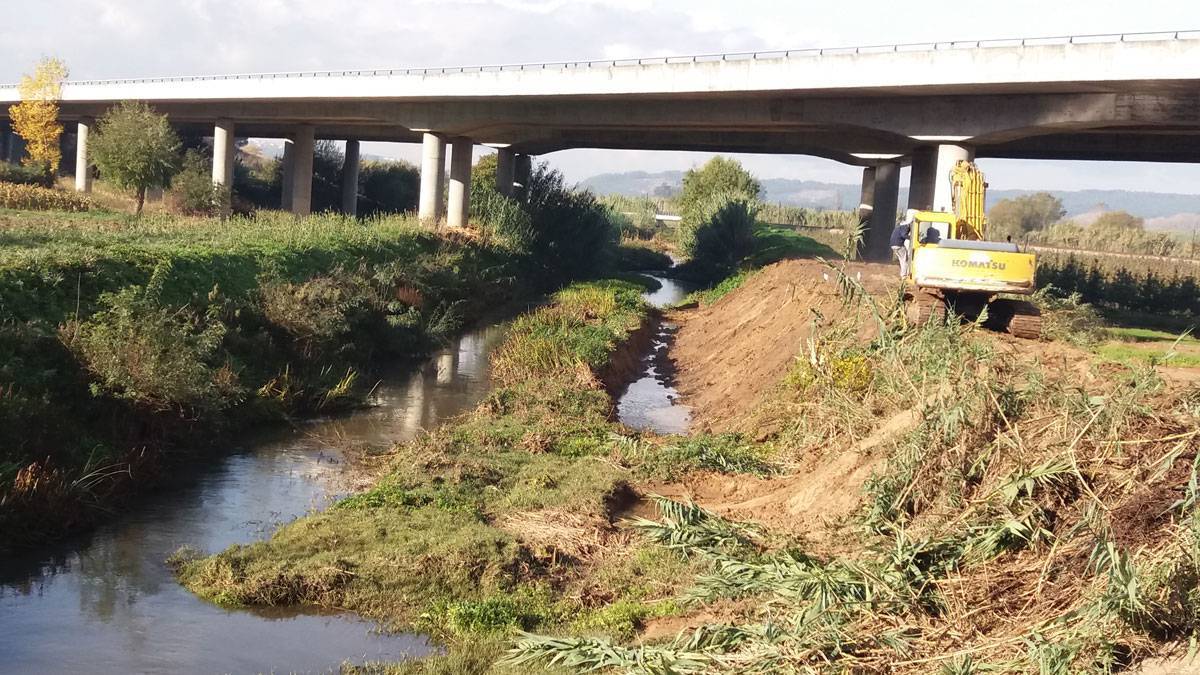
[905,161,1042,339]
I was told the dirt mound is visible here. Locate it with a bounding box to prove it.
[645,407,920,542]
[671,259,897,431]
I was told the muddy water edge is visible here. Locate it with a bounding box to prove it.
[0,324,508,674]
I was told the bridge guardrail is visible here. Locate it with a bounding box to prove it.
[3,29,1198,89]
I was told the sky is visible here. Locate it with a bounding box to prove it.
[5,0,1200,192]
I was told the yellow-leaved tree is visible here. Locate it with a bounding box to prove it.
[9,57,69,174]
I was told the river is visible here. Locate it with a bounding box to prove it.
[615,274,695,435]
[0,324,508,675]
[0,271,691,674]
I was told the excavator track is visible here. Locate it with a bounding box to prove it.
[1005,300,1043,340]
[911,291,948,326]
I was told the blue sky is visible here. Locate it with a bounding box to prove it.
[5,0,1200,191]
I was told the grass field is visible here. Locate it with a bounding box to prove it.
[1096,326,1200,368]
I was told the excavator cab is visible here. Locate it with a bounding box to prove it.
[906,160,1042,338]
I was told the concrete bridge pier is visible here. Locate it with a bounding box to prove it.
[280,139,294,210]
[290,125,315,216]
[74,118,93,193]
[513,154,532,201]
[856,166,875,224]
[341,139,360,216]
[212,119,235,215]
[907,146,937,211]
[494,147,515,196]
[447,137,473,227]
[418,132,446,223]
[865,161,900,261]
[931,145,973,213]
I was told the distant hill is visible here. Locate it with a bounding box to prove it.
[580,170,1200,231]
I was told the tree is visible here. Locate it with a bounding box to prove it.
[987,192,1065,240]
[9,57,68,176]
[680,156,761,213]
[90,101,182,214]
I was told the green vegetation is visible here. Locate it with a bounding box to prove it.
[89,101,183,214]
[1096,326,1200,368]
[0,210,532,547]
[1039,254,1200,320]
[987,191,1066,240]
[174,280,726,668]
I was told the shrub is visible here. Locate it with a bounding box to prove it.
[359,160,419,217]
[525,164,620,285]
[68,274,234,412]
[0,181,91,211]
[171,149,222,215]
[0,161,53,187]
[677,193,758,282]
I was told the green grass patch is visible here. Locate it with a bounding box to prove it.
[746,222,838,267]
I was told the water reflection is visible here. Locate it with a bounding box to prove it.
[0,323,507,675]
[616,275,695,435]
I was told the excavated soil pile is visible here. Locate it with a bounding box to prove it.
[671,259,897,432]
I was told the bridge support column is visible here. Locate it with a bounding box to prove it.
[447,137,473,228]
[514,154,532,201]
[907,146,937,211]
[494,147,515,196]
[418,132,446,223]
[290,125,315,216]
[280,139,294,209]
[212,119,235,216]
[74,118,93,193]
[341,139,360,217]
[865,161,900,261]
[857,166,875,224]
[931,144,974,213]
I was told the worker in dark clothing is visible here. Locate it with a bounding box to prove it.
[890,210,915,279]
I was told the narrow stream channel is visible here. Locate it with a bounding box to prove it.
[0,324,508,674]
[616,274,696,435]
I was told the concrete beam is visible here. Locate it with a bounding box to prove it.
[494,147,515,196]
[212,118,235,215]
[290,125,315,215]
[931,145,973,213]
[280,139,294,209]
[865,162,900,261]
[447,137,473,228]
[74,118,93,193]
[514,154,532,201]
[418,132,446,223]
[342,139,360,216]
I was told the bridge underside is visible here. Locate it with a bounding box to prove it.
[7,81,1200,257]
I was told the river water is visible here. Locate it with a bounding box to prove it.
[616,275,695,435]
[0,324,508,675]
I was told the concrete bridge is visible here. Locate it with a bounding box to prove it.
[4,29,1200,258]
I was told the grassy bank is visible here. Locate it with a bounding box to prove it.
[0,209,532,548]
[174,280,752,666]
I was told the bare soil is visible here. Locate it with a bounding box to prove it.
[669,260,897,432]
